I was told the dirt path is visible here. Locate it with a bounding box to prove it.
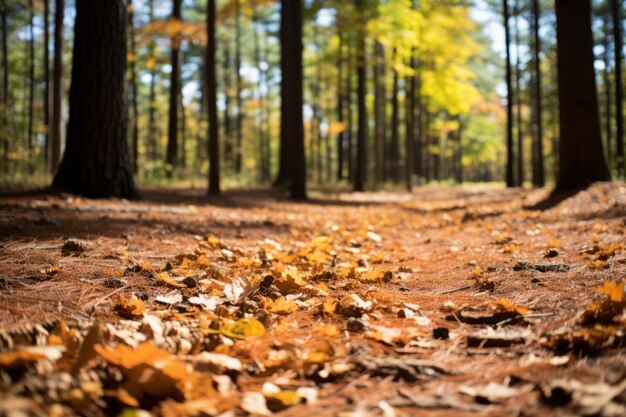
[1,183,625,416]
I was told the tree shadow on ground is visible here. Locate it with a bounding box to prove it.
[525,186,587,211]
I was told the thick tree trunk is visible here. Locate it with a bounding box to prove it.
[354,0,367,192]
[207,0,220,195]
[531,0,545,187]
[503,0,515,187]
[555,0,611,191]
[166,0,182,175]
[52,0,136,198]
[51,0,64,173]
[280,0,306,199]
[128,0,139,173]
[612,0,624,177]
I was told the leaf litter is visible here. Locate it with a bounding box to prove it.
[0,184,625,415]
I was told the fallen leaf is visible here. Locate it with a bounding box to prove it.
[116,295,146,318]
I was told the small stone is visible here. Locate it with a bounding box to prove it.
[182,276,197,288]
[433,327,450,340]
[544,248,559,259]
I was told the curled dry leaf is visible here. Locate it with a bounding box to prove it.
[116,294,146,319]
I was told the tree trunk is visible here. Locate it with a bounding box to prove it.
[280,0,306,199]
[405,56,415,192]
[603,14,613,169]
[128,0,139,173]
[354,0,367,192]
[234,0,243,174]
[346,43,354,183]
[1,4,7,173]
[252,10,264,183]
[374,41,384,183]
[166,0,182,175]
[147,0,157,163]
[223,36,233,166]
[207,0,220,195]
[390,49,399,183]
[43,0,50,171]
[555,0,611,191]
[503,0,515,187]
[52,0,136,198]
[531,0,545,187]
[27,0,35,173]
[51,0,64,173]
[514,0,523,186]
[336,29,344,181]
[612,0,624,177]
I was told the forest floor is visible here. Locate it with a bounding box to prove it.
[1,183,626,417]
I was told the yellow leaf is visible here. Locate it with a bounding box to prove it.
[596,280,625,303]
[95,342,170,370]
[320,297,337,316]
[220,318,266,339]
[155,271,185,288]
[270,297,298,315]
[495,298,528,316]
[116,295,146,319]
[265,390,302,407]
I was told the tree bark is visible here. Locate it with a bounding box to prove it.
[128,0,139,173]
[51,0,64,173]
[27,0,35,173]
[390,52,399,183]
[1,4,7,173]
[514,0,523,186]
[531,0,545,187]
[354,0,367,192]
[503,0,515,187]
[52,0,137,198]
[405,56,415,192]
[166,0,182,175]
[234,0,243,174]
[280,0,306,199]
[43,0,50,171]
[612,0,624,177]
[374,41,384,183]
[555,0,611,191]
[207,0,220,195]
[336,28,344,181]
[147,0,157,162]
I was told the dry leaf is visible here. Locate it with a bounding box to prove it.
[116,294,146,318]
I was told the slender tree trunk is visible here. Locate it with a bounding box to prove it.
[51,0,64,173]
[223,36,232,165]
[390,49,399,183]
[347,42,354,183]
[52,0,136,198]
[166,0,182,175]
[207,0,220,195]
[456,117,464,183]
[179,89,186,168]
[147,0,157,163]
[128,0,139,173]
[514,0,523,186]
[405,56,415,192]
[1,4,7,173]
[354,0,367,192]
[531,0,545,187]
[252,10,265,182]
[336,29,344,181]
[280,0,306,199]
[234,0,243,173]
[261,20,272,182]
[612,0,624,177]
[43,0,50,171]
[27,0,35,173]
[503,0,515,187]
[603,14,613,169]
[555,0,611,191]
[374,41,384,183]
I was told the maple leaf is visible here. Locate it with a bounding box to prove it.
[269,296,299,315]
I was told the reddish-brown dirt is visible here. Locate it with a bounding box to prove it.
[0,183,625,416]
